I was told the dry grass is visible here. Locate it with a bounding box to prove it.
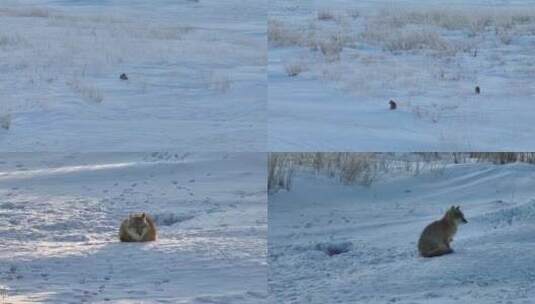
[375,7,535,33]
[383,30,450,52]
[318,36,344,61]
[285,62,306,77]
[208,72,232,93]
[497,29,513,45]
[271,7,535,58]
[269,6,535,96]
[269,153,535,193]
[269,153,380,191]
[317,10,336,21]
[0,7,51,18]
[268,153,295,192]
[268,153,454,192]
[67,79,104,103]
[0,33,27,48]
[268,19,314,48]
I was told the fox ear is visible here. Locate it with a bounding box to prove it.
[141,213,146,219]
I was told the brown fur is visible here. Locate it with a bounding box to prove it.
[418,206,467,257]
[119,213,157,242]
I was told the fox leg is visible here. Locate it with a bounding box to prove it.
[422,244,453,257]
[442,247,454,254]
[126,228,142,241]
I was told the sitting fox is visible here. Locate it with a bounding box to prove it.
[418,206,467,257]
[389,100,397,110]
[119,213,157,242]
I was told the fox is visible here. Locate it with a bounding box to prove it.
[119,213,157,242]
[389,100,397,110]
[418,206,467,257]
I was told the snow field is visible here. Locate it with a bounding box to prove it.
[0,0,267,151]
[269,1,535,150]
[269,161,535,303]
[0,153,267,303]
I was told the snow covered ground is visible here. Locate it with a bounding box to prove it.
[269,0,535,151]
[0,153,267,303]
[0,0,266,151]
[269,161,535,303]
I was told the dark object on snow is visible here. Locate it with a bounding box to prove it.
[389,100,397,110]
[475,86,480,95]
[120,73,128,80]
[315,242,352,257]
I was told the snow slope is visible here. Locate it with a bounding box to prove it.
[269,0,535,151]
[0,153,267,303]
[0,0,266,151]
[269,162,535,303]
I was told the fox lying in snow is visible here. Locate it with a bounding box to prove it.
[119,213,157,242]
[418,206,467,257]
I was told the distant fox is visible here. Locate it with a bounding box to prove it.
[389,100,397,110]
[418,206,467,257]
[119,213,157,242]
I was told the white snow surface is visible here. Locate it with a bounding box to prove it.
[0,0,266,151]
[269,0,535,151]
[0,153,267,303]
[269,162,535,303]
